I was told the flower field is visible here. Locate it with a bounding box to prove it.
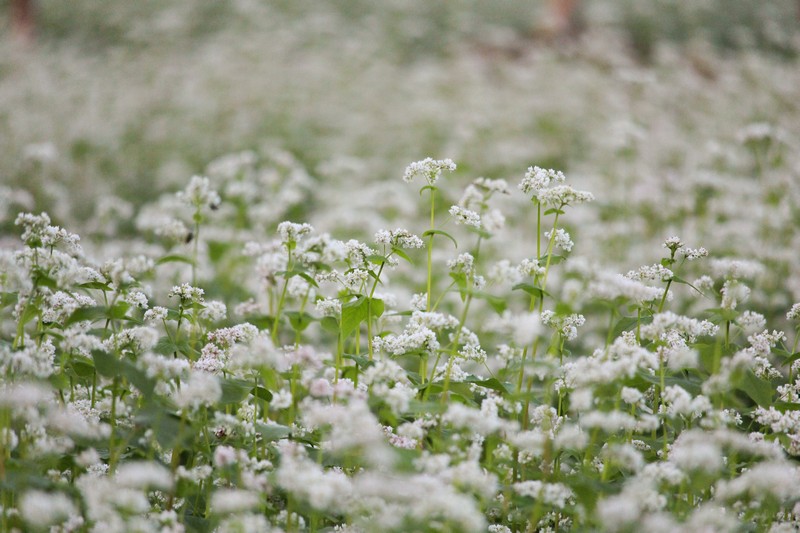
[2,2,800,532]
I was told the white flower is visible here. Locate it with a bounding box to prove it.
[19,490,78,528]
[173,371,222,410]
[402,158,456,185]
[177,175,220,209]
[545,228,573,252]
[448,205,482,228]
[374,228,424,248]
[519,166,566,194]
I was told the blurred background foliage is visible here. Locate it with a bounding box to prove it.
[0,0,798,230]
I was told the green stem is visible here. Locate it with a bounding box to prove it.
[440,294,473,404]
[426,188,436,311]
[658,279,672,313]
[271,248,293,344]
[367,261,386,360]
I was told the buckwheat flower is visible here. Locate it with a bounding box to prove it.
[537,185,595,208]
[513,480,573,509]
[715,461,800,502]
[596,492,641,531]
[626,263,674,282]
[720,279,750,310]
[519,166,566,194]
[402,157,456,185]
[448,205,482,228]
[738,310,766,334]
[315,297,342,317]
[173,370,221,410]
[277,221,313,244]
[343,269,370,292]
[410,292,427,311]
[482,208,506,233]
[663,236,684,252]
[143,306,169,323]
[138,352,190,380]
[168,283,205,304]
[680,246,708,260]
[199,300,227,322]
[177,175,221,209]
[409,311,460,331]
[457,184,484,211]
[486,311,542,346]
[271,389,293,410]
[709,258,764,280]
[640,312,718,342]
[42,290,95,323]
[374,228,424,248]
[668,430,723,473]
[588,272,665,304]
[124,290,149,310]
[194,344,226,374]
[115,461,173,491]
[542,311,585,340]
[0,338,56,377]
[14,212,52,245]
[787,303,800,321]
[447,253,475,275]
[208,323,258,348]
[621,387,644,405]
[748,329,786,357]
[545,228,573,252]
[212,489,261,514]
[581,410,638,432]
[19,490,77,529]
[518,258,546,277]
[476,177,510,195]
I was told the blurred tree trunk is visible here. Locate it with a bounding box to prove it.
[10,0,35,45]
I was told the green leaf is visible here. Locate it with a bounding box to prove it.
[610,316,639,339]
[219,378,253,404]
[0,292,17,309]
[64,306,107,326]
[390,247,414,264]
[255,422,291,442]
[207,240,232,263]
[69,357,95,378]
[465,376,510,393]
[471,291,507,314]
[320,316,340,334]
[343,353,373,368]
[18,300,39,328]
[543,208,565,216]
[419,185,439,195]
[275,269,319,288]
[156,254,195,266]
[92,350,119,378]
[366,254,389,265]
[79,281,113,291]
[286,311,315,332]
[120,362,155,396]
[672,276,704,295]
[341,297,369,338]
[738,370,773,407]
[368,298,384,319]
[250,386,273,402]
[512,283,547,299]
[450,272,468,291]
[538,253,565,265]
[421,229,457,248]
[777,350,800,366]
